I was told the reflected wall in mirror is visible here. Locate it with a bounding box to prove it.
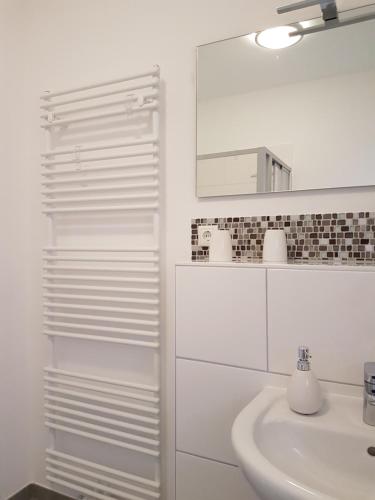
[196,17,375,197]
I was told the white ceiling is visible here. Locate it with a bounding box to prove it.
[198,15,375,100]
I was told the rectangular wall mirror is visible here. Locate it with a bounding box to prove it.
[196,13,375,197]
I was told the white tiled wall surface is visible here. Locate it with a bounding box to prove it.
[176,358,287,464]
[176,266,267,369]
[176,452,260,500]
[267,269,375,385]
[175,264,373,500]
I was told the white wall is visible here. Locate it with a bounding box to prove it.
[0,1,35,497]
[198,70,375,191]
[0,1,374,500]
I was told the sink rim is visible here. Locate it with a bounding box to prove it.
[231,386,372,500]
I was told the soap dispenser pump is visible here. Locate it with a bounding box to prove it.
[287,346,322,415]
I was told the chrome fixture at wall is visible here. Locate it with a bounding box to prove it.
[278,0,375,36]
[364,362,375,426]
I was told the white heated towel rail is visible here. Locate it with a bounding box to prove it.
[41,67,161,499]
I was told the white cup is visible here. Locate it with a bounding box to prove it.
[263,229,287,263]
[209,230,232,262]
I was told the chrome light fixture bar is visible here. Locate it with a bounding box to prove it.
[278,0,375,36]
[278,0,336,20]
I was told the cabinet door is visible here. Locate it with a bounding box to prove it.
[176,266,267,370]
[268,269,375,385]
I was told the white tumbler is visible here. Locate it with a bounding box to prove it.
[263,229,287,263]
[209,230,232,262]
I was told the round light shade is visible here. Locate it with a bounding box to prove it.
[255,26,302,49]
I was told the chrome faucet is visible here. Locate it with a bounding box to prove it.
[364,362,375,426]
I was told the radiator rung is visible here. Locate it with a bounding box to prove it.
[44,367,159,392]
[45,413,159,447]
[47,448,160,488]
[43,375,159,403]
[43,293,159,305]
[46,457,159,498]
[45,423,159,456]
[45,330,159,348]
[44,311,159,327]
[44,302,159,316]
[45,404,159,436]
[45,394,159,425]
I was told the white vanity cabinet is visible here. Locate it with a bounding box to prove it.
[175,263,375,500]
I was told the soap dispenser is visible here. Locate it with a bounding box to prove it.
[287,346,322,415]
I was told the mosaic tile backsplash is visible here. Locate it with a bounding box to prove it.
[191,212,375,265]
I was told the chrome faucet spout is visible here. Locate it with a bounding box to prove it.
[364,362,375,426]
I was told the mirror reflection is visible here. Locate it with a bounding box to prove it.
[196,17,375,197]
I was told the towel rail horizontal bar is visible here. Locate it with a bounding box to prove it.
[43,257,159,265]
[45,413,159,447]
[44,376,159,403]
[42,167,158,183]
[43,265,159,274]
[44,302,158,316]
[41,91,158,119]
[44,281,159,292]
[46,457,159,498]
[45,395,159,426]
[45,405,159,437]
[42,276,160,293]
[44,310,158,327]
[42,80,159,111]
[46,449,160,488]
[44,385,160,415]
[42,283,159,292]
[43,246,159,252]
[44,330,159,348]
[43,293,159,305]
[44,367,159,392]
[42,149,157,167]
[41,102,157,129]
[46,465,153,500]
[45,395,159,425]
[42,181,158,196]
[43,255,159,272]
[45,423,159,456]
[44,311,159,327]
[41,67,159,99]
[43,192,158,205]
[42,137,157,157]
[43,273,159,284]
[43,283,159,294]
[44,410,160,447]
[43,203,159,214]
[44,320,159,337]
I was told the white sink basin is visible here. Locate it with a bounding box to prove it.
[231,386,375,500]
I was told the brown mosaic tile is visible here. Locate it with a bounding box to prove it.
[191,212,375,265]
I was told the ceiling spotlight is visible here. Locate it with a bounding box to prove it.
[255,25,302,49]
